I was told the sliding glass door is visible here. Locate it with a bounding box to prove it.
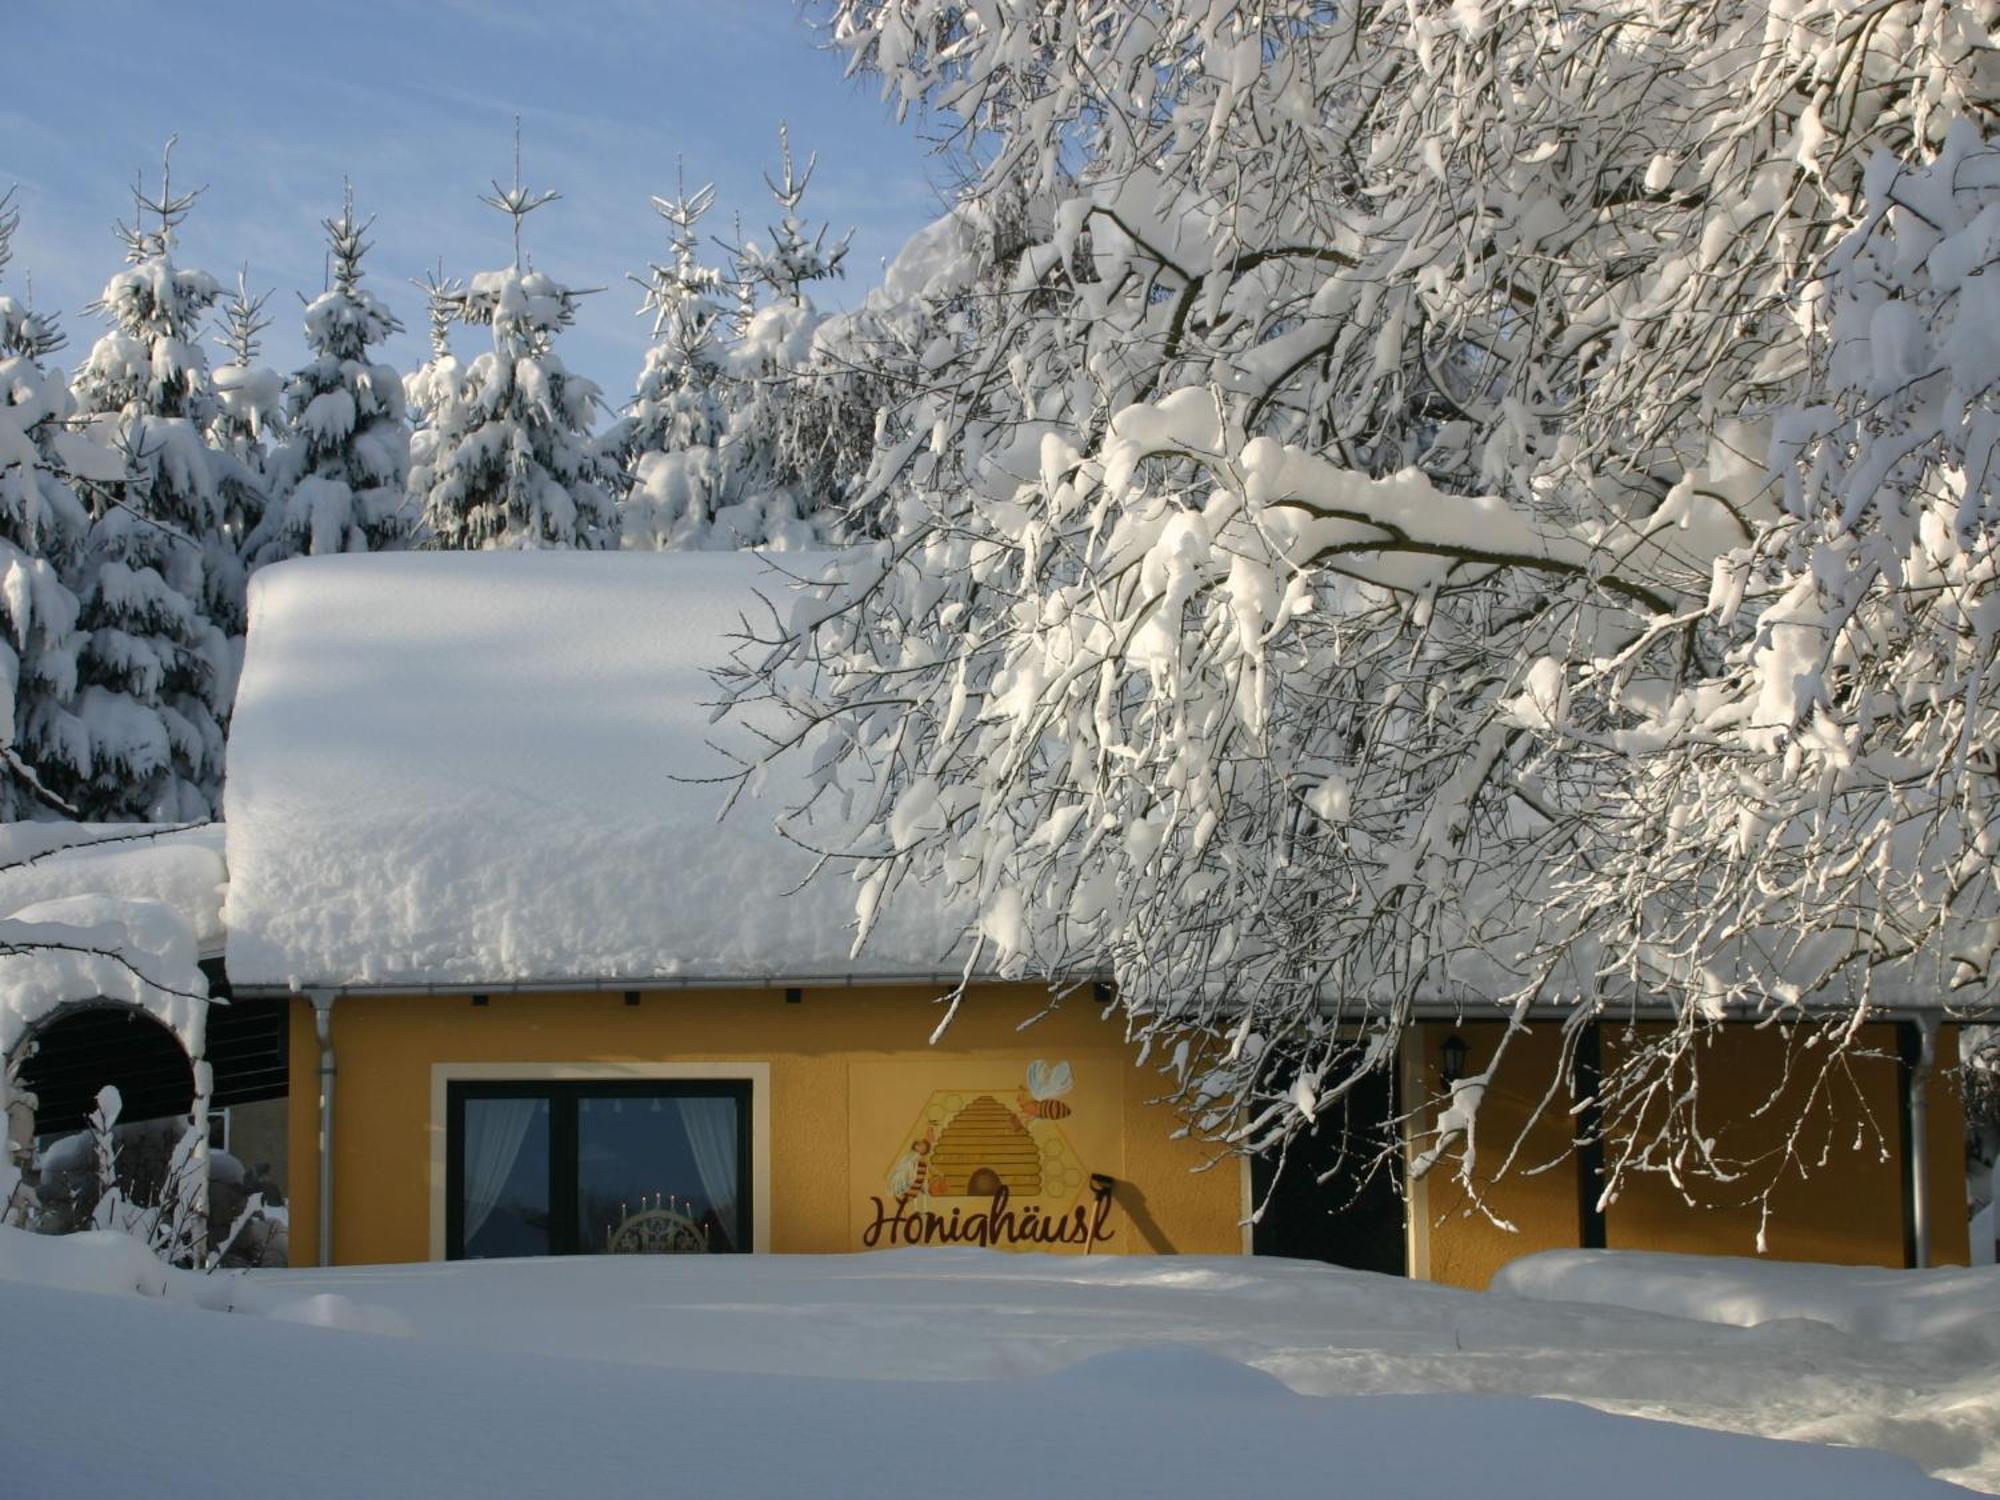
[447,1080,752,1259]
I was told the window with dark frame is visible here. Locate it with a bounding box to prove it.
[446,1079,753,1259]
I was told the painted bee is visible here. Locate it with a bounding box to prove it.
[1017,1058,1075,1120]
[889,1133,936,1205]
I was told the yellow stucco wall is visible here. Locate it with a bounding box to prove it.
[283,993,1968,1275]
[1414,1022,1583,1290]
[284,983,1247,1267]
[1598,1022,1969,1267]
[1414,1020,1970,1289]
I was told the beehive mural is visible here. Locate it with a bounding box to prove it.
[929,1093,1041,1197]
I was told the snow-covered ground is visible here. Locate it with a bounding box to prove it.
[1,1231,1993,1497]
[3,1232,2000,1500]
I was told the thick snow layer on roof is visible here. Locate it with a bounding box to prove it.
[222,551,969,990]
[0,824,227,957]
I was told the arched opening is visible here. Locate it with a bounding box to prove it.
[16,1002,196,1135]
[10,1002,201,1240]
[6,996,291,1265]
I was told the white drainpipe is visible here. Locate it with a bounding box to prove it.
[1911,1014,1939,1270]
[309,990,337,1267]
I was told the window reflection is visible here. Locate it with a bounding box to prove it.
[578,1093,742,1254]
[450,1084,749,1259]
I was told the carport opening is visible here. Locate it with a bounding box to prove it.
[12,1003,200,1234]
[16,1003,196,1135]
[8,996,292,1264]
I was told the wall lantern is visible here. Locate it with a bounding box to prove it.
[1440,1033,1469,1086]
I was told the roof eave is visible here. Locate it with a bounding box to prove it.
[219,970,1991,1022]
[223,968,1024,1000]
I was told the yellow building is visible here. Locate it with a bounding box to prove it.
[208,552,1967,1284]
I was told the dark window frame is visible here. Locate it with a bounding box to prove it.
[445,1078,754,1260]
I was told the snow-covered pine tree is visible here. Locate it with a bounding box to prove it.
[248,190,410,564]
[0,190,90,817]
[734,124,851,310]
[416,133,618,550]
[404,264,467,533]
[624,127,858,551]
[0,194,59,362]
[206,269,278,599]
[64,143,234,820]
[613,174,731,549]
[727,126,875,545]
[723,211,758,343]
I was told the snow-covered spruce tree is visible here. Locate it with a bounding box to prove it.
[611,175,732,549]
[207,269,282,562]
[617,133,867,551]
[725,2,2000,1215]
[719,127,858,544]
[0,190,90,817]
[248,191,410,564]
[404,266,467,528]
[63,145,234,820]
[723,211,758,343]
[415,142,617,550]
[734,124,852,311]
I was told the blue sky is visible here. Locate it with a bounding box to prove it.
[0,0,949,400]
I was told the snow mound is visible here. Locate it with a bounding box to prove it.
[223,551,969,990]
[1041,1341,1293,1398]
[0,1225,172,1299]
[259,1289,416,1339]
[875,207,982,305]
[1494,1250,2000,1355]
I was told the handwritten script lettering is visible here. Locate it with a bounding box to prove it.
[861,1186,1116,1250]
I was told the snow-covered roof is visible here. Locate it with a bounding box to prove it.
[0,824,227,959]
[221,551,968,992]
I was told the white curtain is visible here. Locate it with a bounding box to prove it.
[676,1097,740,1245]
[462,1099,541,1248]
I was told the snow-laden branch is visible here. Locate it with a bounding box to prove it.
[719,0,2000,1218]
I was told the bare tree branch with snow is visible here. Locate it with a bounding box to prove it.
[718,0,2000,1216]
